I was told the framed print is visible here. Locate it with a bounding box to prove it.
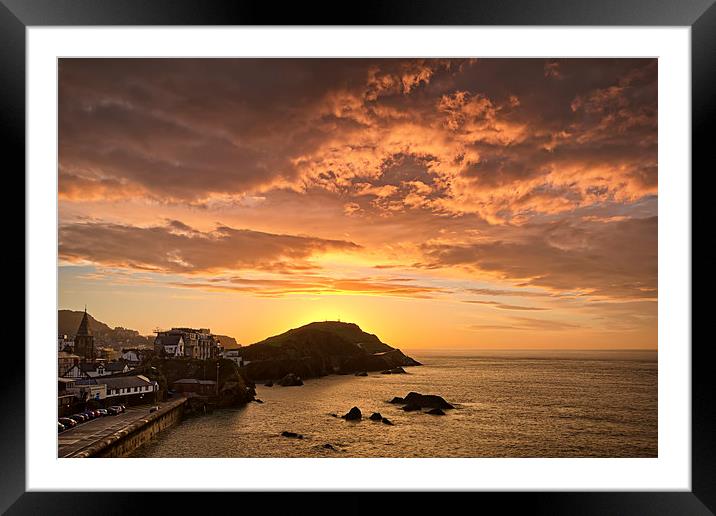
[4,0,712,514]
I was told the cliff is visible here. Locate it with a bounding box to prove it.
[239,321,421,381]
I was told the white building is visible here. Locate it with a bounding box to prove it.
[222,349,245,368]
[153,333,185,357]
[58,335,74,352]
[67,379,107,402]
[96,375,158,400]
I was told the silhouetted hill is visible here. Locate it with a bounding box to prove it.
[259,321,393,354]
[58,310,112,337]
[239,321,420,381]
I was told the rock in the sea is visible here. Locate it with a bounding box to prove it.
[253,398,264,403]
[369,412,383,421]
[381,417,394,425]
[342,406,362,421]
[389,397,405,404]
[403,392,454,409]
[403,403,421,412]
[355,371,368,377]
[381,367,407,375]
[426,408,445,415]
[264,381,273,387]
[278,373,304,387]
[323,443,336,450]
[281,431,303,439]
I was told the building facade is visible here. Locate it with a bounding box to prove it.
[154,327,220,359]
[222,349,244,368]
[96,375,158,403]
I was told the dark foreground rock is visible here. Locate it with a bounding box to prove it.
[355,371,368,376]
[264,381,273,387]
[381,417,394,425]
[342,406,362,421]
[426,408,446,415]
[389,397,405,404]
[253,398,264,403]
[281,431,303,438]
[402,392,454,409]
[323,443,336,450]
[369,412,383,421]
[278,373,304,386]
[403,403,421,412]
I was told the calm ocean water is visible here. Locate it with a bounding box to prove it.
[130,350,657,458]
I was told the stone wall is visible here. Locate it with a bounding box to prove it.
[72,398,187,458]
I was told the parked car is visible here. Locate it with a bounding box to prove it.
[58,417,76,428]
[68,414,84,424]
[58,422,66,433]
[149,406,159,413]
[108,406,121,415]
[81,411,95,420]
[120,405,126,412]
[97,409,108,416]
[92,409,103,417]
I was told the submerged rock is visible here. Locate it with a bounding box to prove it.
[281,431,303,439]
[381,367,407,374]
[278,373,304,387]
[426,408,445,415]
[369,412,383,421]
[381,418,394,425]
[342,406,362,421]
[403,403,421,412]
[355,371,368,377]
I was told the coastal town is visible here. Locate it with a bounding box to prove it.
[57,308,251,457]
[57,309,424,457]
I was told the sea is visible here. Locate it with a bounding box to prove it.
[129,349,657,458]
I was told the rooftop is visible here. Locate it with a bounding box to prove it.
[95,375,154,389]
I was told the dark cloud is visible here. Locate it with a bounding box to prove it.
[424,216,657,299]
[59,58,657,225]
[59,220,360,273]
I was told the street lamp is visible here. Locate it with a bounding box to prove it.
[216,361,220,397]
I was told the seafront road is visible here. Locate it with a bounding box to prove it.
[58,400,175,458]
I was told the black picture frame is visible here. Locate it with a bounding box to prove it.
[3,1,710,514]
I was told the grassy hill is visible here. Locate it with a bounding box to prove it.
[238,321,420,381]
[256,321,393,354]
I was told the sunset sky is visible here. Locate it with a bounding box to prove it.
[58,58,657,349]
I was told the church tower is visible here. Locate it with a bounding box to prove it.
[74,307,95,362]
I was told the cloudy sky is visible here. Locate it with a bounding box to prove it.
[58,58,657,349]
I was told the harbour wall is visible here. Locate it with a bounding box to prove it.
[72,397,188,458]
